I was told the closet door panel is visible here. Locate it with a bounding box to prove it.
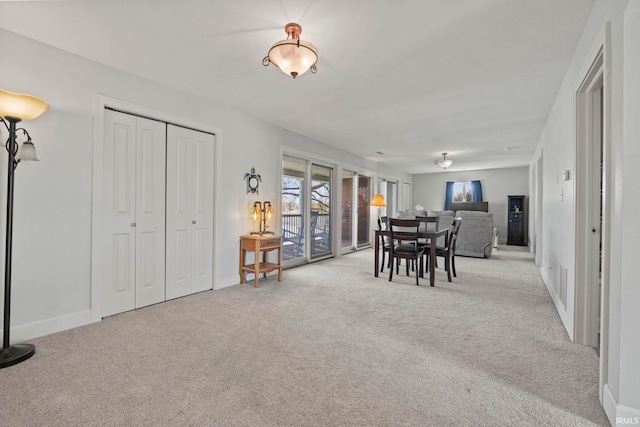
[166,126,193,299]
[102,110,137,316]
[135,117,166,308]
[191,131,214,293]
[166,125,214,298]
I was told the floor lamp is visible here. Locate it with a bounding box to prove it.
[0,89,49,369]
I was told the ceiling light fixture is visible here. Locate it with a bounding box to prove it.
[435,153,454,169]
[263,23,318,79]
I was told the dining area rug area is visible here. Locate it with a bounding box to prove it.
[0,247,608,426]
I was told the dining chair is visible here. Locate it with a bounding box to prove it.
[388,218,425,286]
[377,216,393,273]
[424,217,462,282]
[415,216,437,271]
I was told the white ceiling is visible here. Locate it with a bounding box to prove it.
[0,0,595,174]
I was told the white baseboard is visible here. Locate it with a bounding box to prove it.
[604,384,618,426]
[539,266,572,340]
[214,275,241,290]
[603,384,640,426]
[617,404,640,426]
[4,309,91,344]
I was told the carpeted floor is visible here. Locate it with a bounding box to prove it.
[0,246,609,426]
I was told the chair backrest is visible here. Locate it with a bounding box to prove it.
[389,218,421,248]
[416,216,437,233]
[450,217,462,252]
[377,216,389,231]
[310,211,319,237]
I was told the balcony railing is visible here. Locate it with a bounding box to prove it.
[281,213,331,261]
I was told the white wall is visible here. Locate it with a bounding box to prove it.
[531,0,640,424]
[0,29,410,341]
[620,0,640,419]
[411,167,529,243]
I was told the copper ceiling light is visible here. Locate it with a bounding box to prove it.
[263,23,318,79]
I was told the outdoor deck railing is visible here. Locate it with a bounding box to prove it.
[281,213,331,260]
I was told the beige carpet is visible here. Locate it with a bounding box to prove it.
[0,247,609,426]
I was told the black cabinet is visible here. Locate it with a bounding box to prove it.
[507,195,527,246]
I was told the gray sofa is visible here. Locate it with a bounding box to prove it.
[397,209,454,246]
[397,209,494,258]
[454,210,494,258]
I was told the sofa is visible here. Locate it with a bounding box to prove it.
[454,210,494,258]
[396,209,494,258]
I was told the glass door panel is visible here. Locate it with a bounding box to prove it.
[341,171,354,250]
[281,155,306,263]
[311,164,332,258]
[357,175,371,246]
[386,180,397,217]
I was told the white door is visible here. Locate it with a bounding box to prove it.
[102,110,166,317]
[166,125,214,299]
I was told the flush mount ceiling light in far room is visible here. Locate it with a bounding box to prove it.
[435,152,454,169]
[263,23,318,79]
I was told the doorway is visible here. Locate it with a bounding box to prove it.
[575,47,607,358]
[281,154,334,265]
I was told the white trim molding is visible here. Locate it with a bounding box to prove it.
[3,310,91,344]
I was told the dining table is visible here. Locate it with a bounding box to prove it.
[374,227,449,287]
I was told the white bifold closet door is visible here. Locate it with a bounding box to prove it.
[166,124,215,300]
[102,110,166,317]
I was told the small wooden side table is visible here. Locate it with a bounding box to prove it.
[239,234,282,287]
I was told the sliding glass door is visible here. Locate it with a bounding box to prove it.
[342,170,371,252]
[341,171,354,250]
[357,175,371,247]
[281,155,333,265]
[282,155,306,263]
[310,164,332,258]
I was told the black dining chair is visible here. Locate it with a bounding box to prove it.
[424,217,462,282]
[388,218,425,286]
[411,216,436,272]
[377,216,393,273]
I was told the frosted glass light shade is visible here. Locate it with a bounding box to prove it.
[437,159,453,168]
[0,89,49,121]
[268,39,318,78]
[371,194,387,207]
[435,153,454,169]
[15,140,39,162]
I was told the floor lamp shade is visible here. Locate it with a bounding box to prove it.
[371,194,386,207]
[0,89,49,120]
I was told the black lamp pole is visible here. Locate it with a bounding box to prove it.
[0,116,35,369]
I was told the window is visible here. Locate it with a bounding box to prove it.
[453,182,473,202]
[444,180,483,210]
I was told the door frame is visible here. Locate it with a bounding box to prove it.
[573,30,611,398]
[279,148,337,267]
[91,94,219,322]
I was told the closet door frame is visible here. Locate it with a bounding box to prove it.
[91,95,220,323]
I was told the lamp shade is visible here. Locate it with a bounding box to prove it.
[0,89,49,121]
[371,194,387,207]
[268,39,318,78]
[15,140,39,162]
[435,153,454,169]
